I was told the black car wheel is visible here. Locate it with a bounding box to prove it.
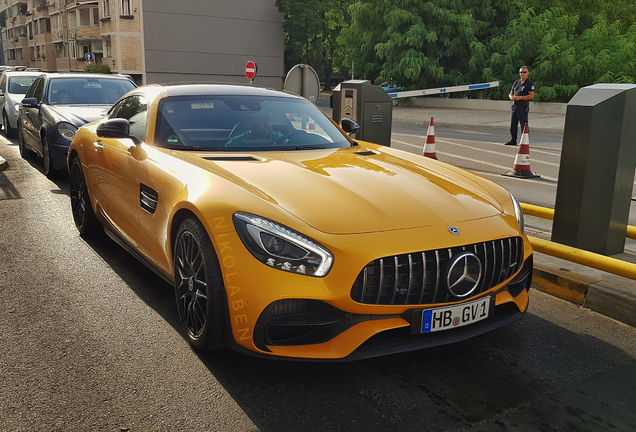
[174,217,227,351]
[42,135,58,179]
[17,124,34,159]
[3,112,15,138]
[69,156,101,236]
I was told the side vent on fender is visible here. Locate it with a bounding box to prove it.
[140,184,158,214]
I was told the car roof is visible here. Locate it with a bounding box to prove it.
[143,83,304,100]
[2,71,43,77]
[42,73,135,81]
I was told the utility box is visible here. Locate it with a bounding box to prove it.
[331,80,393,146]
[552,84,636,255]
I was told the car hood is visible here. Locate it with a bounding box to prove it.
[178,146,505,235]
[8,94,26,104]
[47,105,110,127]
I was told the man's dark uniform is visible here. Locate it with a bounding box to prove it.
[509,78,535,144]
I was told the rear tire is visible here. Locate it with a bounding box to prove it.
[69,155,101,236]
[174,217,227,351]
[42,135,59,179]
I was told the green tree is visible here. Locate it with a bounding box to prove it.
[337,0,523,89]
[484,8,636,102]
[276,0,353,90]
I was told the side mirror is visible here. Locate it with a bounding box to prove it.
[96,118,141,145]
[21,98,39,108]
[341,118,360,135]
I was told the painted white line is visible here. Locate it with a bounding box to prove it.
[392,133,561,164]
[390,138,558,183]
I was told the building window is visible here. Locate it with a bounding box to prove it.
[102,0,110,18]
[103,37,111,58]
[69,40,77,58]
[121,0,132,16]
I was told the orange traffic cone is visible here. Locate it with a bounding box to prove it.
[502,123,540,179]
[422,117,437,159]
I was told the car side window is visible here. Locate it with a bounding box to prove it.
[25,77,41,98]
[0,75,6,93]
[25,77,44,101]
[111,95,148,143]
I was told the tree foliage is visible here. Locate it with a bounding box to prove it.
[278,0,636,102]
[275,0,353,90]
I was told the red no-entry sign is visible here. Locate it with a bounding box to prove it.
[245,61,257,80]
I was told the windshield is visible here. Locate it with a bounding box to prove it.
[48,78,136,105]
[154,95,351,151]
[7,76,37,95]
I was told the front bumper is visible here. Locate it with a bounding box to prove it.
[213,219,533,360]
[246,255,532,361]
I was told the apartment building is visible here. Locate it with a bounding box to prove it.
[1,0,284,88]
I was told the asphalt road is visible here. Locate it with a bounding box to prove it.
[1,134,636,431]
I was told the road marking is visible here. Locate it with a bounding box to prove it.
[392,133,561,160]
[390,138,559,183]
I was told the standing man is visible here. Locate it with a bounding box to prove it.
[505,66,535,146]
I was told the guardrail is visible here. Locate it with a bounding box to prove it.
[521,203,636,240]
[520,203,636,280]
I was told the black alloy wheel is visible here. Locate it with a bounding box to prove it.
[174,217,227,351]
[3,112,14,138]
[69,156,101,236]
[42,135,57,179]
[17,124,34,159]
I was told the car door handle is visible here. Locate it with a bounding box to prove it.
[93,140,103,151]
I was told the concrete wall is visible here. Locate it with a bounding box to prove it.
[142,0,284,88]
[406,97,567,115]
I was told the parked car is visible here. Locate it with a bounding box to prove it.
[0,71,42,137]
[67,83,533,360]
[380,81,404,93]
[18,73,136,178]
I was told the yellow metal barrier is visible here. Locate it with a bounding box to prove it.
[528,236,636,280]
[520,203,636,280]
[520,203,636,240]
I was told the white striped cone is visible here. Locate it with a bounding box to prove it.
[502,123,540,178]
[422,117,437,159]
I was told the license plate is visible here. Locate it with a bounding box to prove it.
[420,297,492,333]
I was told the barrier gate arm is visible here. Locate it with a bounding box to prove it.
[388,81,500,99]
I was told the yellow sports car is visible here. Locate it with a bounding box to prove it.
[68,84,533,360]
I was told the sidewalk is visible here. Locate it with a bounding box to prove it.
[391,104,566,134]
[391,103,635,329]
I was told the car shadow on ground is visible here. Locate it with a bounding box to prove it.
[193,305,636,432]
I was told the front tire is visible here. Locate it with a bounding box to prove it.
[3,112,15,138]
[42,135,59,179]
[69,155,101,236]
[174,217,227,351]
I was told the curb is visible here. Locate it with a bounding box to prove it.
[532,263,636,328]
[0,155,7,171]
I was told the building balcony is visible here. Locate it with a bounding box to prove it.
[69,26,101,39]
[34,32,52,44]
[33,5,49,19]
[9,14,28,26]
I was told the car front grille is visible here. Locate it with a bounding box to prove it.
[350,237,524,305]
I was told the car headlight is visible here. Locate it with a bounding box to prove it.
[510,193,524,234]
[58,122,78,141]
[14,103,20,113]
[233,212,334,277]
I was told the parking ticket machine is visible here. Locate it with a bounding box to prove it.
[331,80,393,146]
